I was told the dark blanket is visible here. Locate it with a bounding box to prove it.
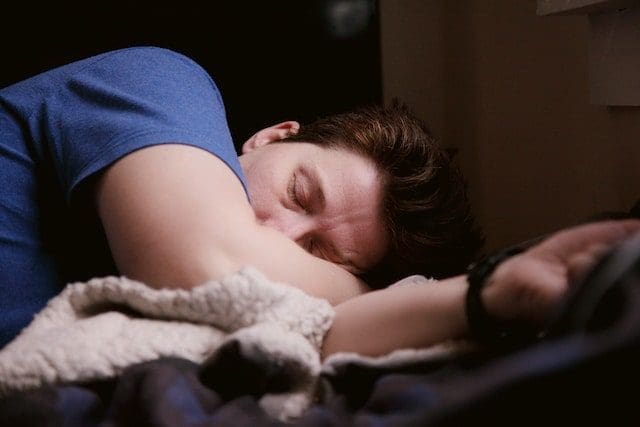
[2,236,640,427]
[1,328,639,427]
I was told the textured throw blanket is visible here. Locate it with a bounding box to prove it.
[0,267,471,421]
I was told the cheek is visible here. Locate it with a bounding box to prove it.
[248,189,271,221]
[253,197,293,234]
[246,173,285,221]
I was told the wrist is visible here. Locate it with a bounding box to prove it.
[465,246,537,347]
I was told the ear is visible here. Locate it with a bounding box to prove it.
[242,121,300,153]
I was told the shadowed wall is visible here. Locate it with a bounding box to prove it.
[381,0,640,251]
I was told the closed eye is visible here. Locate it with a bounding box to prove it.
[289,172,312,213]
[288,173,303,208]
[303,237,324,260]
[306,237,360,274]
[306,238,316,254]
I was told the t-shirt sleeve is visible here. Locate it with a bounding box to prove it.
[44,46,247,202]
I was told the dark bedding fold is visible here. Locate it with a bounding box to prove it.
[2,239,640,426]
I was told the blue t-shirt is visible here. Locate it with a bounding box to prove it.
[0,46,247,348]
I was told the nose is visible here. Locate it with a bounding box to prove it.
[262,212,315,245]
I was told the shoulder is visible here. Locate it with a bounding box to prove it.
[52,47,237,200]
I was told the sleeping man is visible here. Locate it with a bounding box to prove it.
[1,46,638,354]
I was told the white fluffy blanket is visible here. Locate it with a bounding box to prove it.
[0,267,471,421]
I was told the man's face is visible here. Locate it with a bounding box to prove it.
[239,129,388,275]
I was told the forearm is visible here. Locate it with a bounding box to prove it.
[321,275,469,358]
[322,220,640,359]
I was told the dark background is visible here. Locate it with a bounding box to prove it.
[2,0,382,151]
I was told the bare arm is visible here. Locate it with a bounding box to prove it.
[322,274,469,357]
[322,219,640,358]
[95,144,367,305]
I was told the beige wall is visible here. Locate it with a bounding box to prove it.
[380,0,640,252]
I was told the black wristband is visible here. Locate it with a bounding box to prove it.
[465,245,538,347]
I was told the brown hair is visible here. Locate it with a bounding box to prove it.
[282,100,485,286]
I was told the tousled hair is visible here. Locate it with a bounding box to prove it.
[282,100,485,286]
